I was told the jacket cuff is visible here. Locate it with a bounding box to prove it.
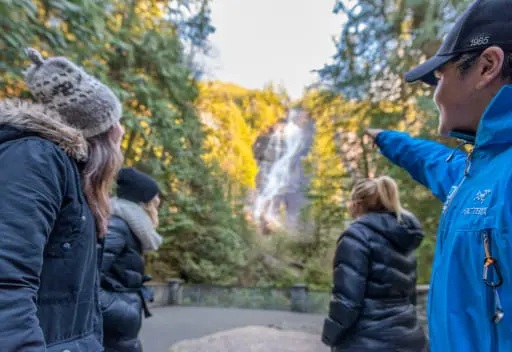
[375,130,408,148]
[321,317,346,347]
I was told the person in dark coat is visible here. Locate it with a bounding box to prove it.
[101,167,163,351]
[0,49,124,351]
[322,176,427,352]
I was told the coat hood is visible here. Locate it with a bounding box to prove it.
[356,212,424,252]
[0,99,87,161]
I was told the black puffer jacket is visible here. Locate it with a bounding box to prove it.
[322,211,427,352]
[101,216,151,352]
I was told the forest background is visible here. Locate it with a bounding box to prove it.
[1,0,472,289]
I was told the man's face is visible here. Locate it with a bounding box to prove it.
[433,47,507,136]
[433,61,480,136]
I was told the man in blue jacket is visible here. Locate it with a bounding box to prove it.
[365,0,512,351]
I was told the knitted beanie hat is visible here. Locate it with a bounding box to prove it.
[117,167,160,204]
[24,48,122,138]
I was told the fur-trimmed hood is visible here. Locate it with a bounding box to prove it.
[0,99,87,160]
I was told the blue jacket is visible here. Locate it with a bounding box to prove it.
[375,85,512,352]
[0,101,103,351]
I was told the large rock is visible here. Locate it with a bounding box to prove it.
[169,326,328,352]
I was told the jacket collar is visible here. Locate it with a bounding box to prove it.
[450,85,512,151]
[474,84,512,151]
[0,99,88,161]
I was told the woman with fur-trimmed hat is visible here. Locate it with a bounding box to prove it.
[100,167,163,352]
[0,49,124,351]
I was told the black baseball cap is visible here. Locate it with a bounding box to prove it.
[405,0,512,86]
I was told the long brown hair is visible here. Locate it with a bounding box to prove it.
[83,125,124,237]
[350,176,407,221]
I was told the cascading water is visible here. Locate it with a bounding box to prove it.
[252,109,314,232]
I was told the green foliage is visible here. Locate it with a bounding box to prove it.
[314,0,474,284]
[302,259,334,291]
[197,81,287,191]
[0,0,475,289]
[298,90,351,259]
[0,0,254,285]
[197,81,288,190]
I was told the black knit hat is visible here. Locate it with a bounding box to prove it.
[117,167,160,204]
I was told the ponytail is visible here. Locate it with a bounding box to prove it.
[350,175,406,221]
[375,176,404,222]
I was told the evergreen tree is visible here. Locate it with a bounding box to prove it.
[317,0,473,283]
[0,0,251,284]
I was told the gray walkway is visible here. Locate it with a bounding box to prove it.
[139,306,325,352]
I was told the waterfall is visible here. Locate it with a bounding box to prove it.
[252,109,314,232]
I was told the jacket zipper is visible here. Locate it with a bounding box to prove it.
[439,176,466,250]
[439,150,473,249]
[446,137,500,350]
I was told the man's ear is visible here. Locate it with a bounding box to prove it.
[476,46,505,90]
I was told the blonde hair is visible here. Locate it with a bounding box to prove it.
[350,176,405,221]
[143,195,160,229]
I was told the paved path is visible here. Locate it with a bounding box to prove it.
[139,306,325,352]
[169,326,328,352]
